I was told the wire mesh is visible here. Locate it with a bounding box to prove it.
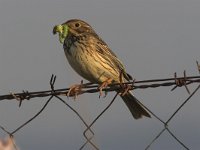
[0,66,200,149]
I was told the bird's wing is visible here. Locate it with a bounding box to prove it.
[91,35,132,81]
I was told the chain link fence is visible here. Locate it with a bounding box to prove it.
[0,62,200,150]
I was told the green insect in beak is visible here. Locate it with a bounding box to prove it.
[53,24,69,44]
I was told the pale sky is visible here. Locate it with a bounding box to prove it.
[0,0,200,150]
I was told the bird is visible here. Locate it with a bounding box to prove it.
[53,19,150,119]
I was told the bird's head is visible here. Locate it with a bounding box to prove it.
[53,19,94,44]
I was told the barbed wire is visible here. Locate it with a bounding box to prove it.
[0,62,200,150]
[1,74,200,101]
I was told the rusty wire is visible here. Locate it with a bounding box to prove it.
[0,75,200,101]
[0,67,200,149]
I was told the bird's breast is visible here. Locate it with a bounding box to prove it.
[64,43,97,82]
[64,41,120,83]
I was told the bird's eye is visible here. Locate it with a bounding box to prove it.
[75,23,80,28]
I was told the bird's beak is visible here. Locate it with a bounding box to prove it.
[53,24,69,44]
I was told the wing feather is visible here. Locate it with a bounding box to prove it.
[90,35,132,81]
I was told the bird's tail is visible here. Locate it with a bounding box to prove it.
[120,92,151,119]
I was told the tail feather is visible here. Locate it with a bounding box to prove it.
[120,92,151,119]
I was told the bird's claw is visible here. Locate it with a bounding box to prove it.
[67,81,83,99]
[119,84,132,96]
[98,78,113,98]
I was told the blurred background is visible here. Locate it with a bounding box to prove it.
[0,0,200,149]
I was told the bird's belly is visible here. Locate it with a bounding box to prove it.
[64,46,117,83]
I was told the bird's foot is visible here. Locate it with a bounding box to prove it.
[119,84,132,96]
[98,78,113,98]
[118,72,134,96]
[67,81,83,99]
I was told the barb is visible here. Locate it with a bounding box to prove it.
[50,74,57,92]
[171,71,190,94]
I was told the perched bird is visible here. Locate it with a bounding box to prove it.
[53,19,150,119]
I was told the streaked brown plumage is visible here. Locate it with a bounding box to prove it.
[53,19,150,119]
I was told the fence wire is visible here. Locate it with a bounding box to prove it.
[0,63,200,150]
